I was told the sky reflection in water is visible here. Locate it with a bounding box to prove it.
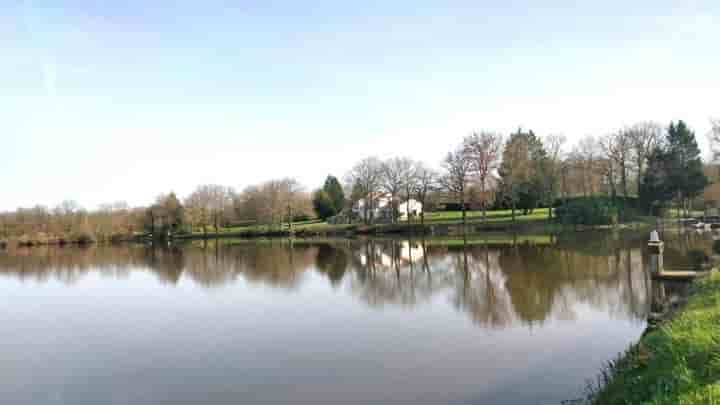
[0,231,702,404]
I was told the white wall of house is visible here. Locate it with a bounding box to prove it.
[398,199,423,220]
[352,194,423,221]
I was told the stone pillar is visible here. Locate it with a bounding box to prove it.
[648,230,664,275]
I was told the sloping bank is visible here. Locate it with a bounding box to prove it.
[172,220,653,241]
[587,273,720,404]
[173,221,547,240]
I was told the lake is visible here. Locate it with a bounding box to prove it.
[0,230,703,404]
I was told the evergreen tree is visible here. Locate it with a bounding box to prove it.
[639,148,676,215]
[666,121,707,214]
[312,190,336,220]
[162,192,184,231]
[639,121,707,215]
[322,175,346,214]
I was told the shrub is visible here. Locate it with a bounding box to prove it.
[17,235,33,246]
[292,213,311,222]
[713,240,720,255]
[556,196,643,225]
[687,249,709,270]
[109,233,129,243]
[327,212,351,225]
[555,197,622,225]
[72,231,96,245]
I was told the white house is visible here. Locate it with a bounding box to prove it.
[398,199,423,220]
[352,193,423,222]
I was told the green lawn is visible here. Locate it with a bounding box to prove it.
[189,208,551,237]
[422,208,551,223]
[666,209,705,219]
[591,273,720,404]
[195,221,352,235]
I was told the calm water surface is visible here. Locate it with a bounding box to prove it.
[0,230,704,404]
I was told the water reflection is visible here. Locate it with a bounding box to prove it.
[0,231,665,328]
[345,236,652,327]
[2,231,700,404]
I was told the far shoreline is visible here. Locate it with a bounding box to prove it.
[0,217,659,249]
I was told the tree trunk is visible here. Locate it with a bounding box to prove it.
[287,205,293,233]
[480,180,487,225]
[562,170,568,210]
[511,197,516,223]
[405,189,411,224]
[461,193,467,232]
[620,162,628,197]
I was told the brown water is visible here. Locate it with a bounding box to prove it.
[0,230,699,404]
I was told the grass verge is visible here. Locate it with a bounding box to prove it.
[190,209,553,238]
[588,273,720,404]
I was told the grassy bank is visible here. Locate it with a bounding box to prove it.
[179,208,658,241]
[183,209,554,239]
[589,273,720,404]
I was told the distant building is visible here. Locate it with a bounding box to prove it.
[398,199,423,219]
[352,193,423,222]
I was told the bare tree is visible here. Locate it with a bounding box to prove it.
[53,200,82,235]
[279,178,310,231]
[463,131,503,223]
[573,136,602,196]
[440,146,473,229]
[603,130,633,197]
[618,130,633,197]
[543,134,566,218]
[206,185,230,233]
[345,157,383,224]
[183,185,228,237]
[185,187,213,237]
[627,122,661,193]
[233,179,311,230]
[412,163,437,227]
[599,134,618,199]
[381,157,414,223]
[709,119,720,163]
[402,160,419,223]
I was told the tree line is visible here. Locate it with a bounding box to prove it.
[0,119,714,244]
[343,120,709,227]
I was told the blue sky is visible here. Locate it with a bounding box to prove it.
[2,0,719,210]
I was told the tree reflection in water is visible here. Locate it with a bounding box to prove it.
[0,230,682,328]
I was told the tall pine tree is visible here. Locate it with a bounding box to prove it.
[640,121,707,216]
[322,175,346,214]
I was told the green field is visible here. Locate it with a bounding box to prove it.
[422,208,550,223]
[190,208,551,237]
[591,273,720,404]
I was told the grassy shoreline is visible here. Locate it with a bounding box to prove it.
[174,208,655,241]
[587,273,720,404]
[1,209,658,247]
